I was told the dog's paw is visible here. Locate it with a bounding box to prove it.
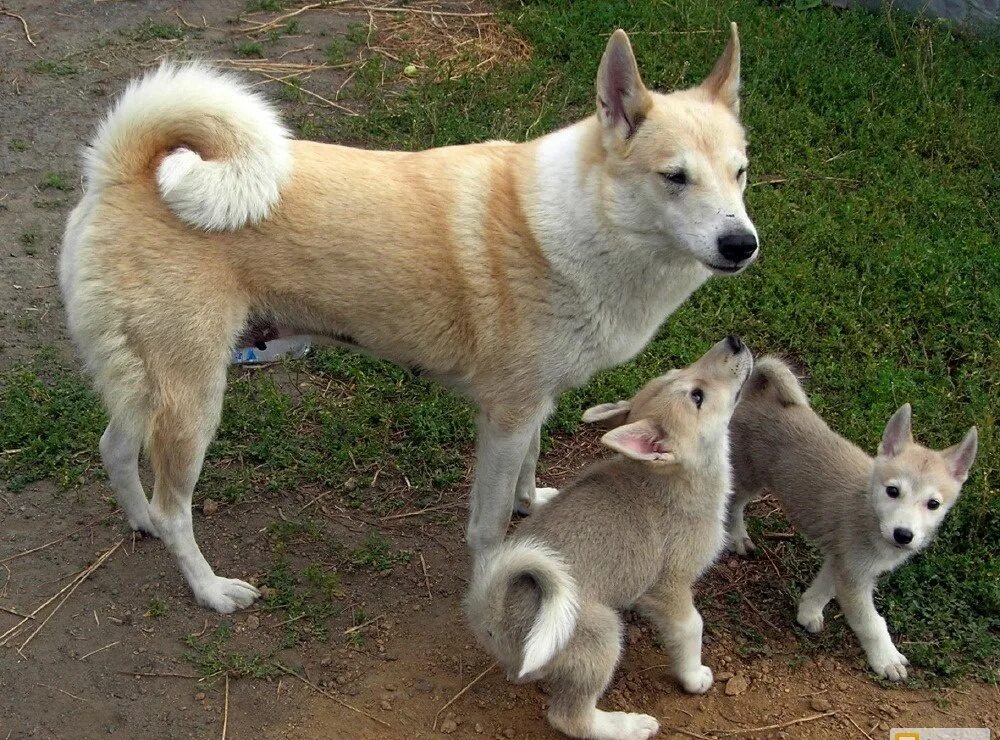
[679,665,714,694]
[796,608,824,634]
[515,487,561,515]
[727,535,756,556]
[590,710,659,740]
[193,576,260,614]
[869,646,910,681]
[125,506,159,539]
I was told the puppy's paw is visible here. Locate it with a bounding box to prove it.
[126,505,159,539]
[869,646,910,681]
[679,665,714,694]
[589,710,659,740]
[515,487,561,515]
[193,576,260,614]
[796,608,824,634]
[727,535,756,556]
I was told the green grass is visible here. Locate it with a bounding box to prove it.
[145,596,167,618]
[349,531,412,573]
[245,0,283,11]
[130,21,187,42]
[8,139,28,152]
[184,624,278,679]
[1,0,996,682]
[235,41,265,58]
[39,172,73,191]
[30,60,79,76]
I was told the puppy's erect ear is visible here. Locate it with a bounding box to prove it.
[582,400,632,426]
[700,22,741,115]
[601,419,675,463]
[879,403,913,458]
[943,426,978,483]
[596,29,652,141]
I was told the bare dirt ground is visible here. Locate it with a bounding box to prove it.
[0,2,997,738]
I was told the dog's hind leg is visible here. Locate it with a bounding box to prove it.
[726,486,759,555]
[146,361,259,614]
[467,404,549,553]
[796,556,836,633]
[637,585,712,695]
[546,603,659,740]
[100,421,154,535]
[513,427,560,515]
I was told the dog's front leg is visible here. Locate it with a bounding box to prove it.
[466,407,546,553]
[835,574,909,681]
[637,586,713,694]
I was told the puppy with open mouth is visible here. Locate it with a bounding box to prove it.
[465,337,752,740]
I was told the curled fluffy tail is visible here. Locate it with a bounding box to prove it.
[464,538,579,679]
[83,63,292,231]
[747,356,810,407]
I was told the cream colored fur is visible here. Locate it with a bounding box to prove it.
[60,27,757,613]
[465,338,753,739]
[727,357,978,680]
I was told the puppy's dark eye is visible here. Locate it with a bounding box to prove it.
[737,165,748,180]
[886,486,900,498]
[690,388,704,408]
[927,499,940,510]
[662,170,688,186]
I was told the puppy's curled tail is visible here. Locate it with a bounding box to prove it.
[464,538,579,679]
[747,356,810,407]
[83,63,292,231]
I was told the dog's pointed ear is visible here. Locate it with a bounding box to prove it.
[581,400,632,426]
[601,419,674,463]
[700,22,741,115]
[596,29,652,141]
[879,403,913,458]
[943,426,978,483]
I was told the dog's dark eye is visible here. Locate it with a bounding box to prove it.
[662,170,688,186]
[886,486,900,498]
[690,388,704,408]
[737,165,748,180]
[927,499,940,510]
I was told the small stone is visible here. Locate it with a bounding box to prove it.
[380,700,392,711]
[258,586,275,600]
[384,683,397,691]
[320,657,332,667]
[475,724,483,734]
[195,692,206,701]
[245,615,260,630]
[717,671,735,681]
[878,722,890,732]
[810,696,832,712]
[725,675,749,696]
[415,679,433,693]
[440,719,457,734]
[202,498,219,516]
[504,729,515,739]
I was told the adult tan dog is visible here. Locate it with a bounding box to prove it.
[60,26,758,612]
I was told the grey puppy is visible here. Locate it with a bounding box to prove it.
[464,337,752,740]
[727,357,978,681]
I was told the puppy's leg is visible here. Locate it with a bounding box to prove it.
[726,487,758,555]
[514,427,560,515]
[147,364,259,614]
[637,585,712,694]
[547,604,658,740]
[466,407,547,553]
[100,420,155,535]
[796,557,836,633]
[834,571,909,681]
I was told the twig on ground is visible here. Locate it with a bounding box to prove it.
[273,662,391,728]
[380,502,459,521]
[420,552,432,600]
[242,2,324,34]
[221,673,230,740]
[845,713,876,740]
[0,9,36,46]
[1,510,121,564]
[711,711,837,735]
[343,615,380,634]
[668,727,715,740]
[256,70,358,115]
[78,641,120,661]
[353,6,493,18]
[762,531,795,541]
[433,662,496,730]
[122,671,203,679]
[18,540,123,651]
[0,605,34,619]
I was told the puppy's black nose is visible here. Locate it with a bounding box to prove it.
[717,231,758,263]
[893,527,914,545]
[726,335,743,353]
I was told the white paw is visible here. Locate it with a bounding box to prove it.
[591,710,660,740]
[193,576,260,614]
[126,505,159,538]
[796,608,824,634]
[727,534,755,556]
[679,665,713,694]
[515,487,560,515]
[869,646,910,681]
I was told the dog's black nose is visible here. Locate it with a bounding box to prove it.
[717,231,758,263]
[893,527,914,545]
[726,335,743,353]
